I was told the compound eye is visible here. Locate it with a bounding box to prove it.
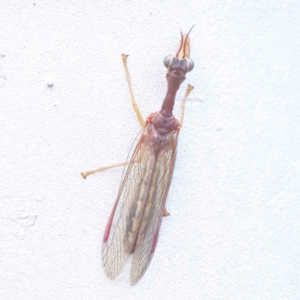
[186,58,194,72]
[163,55,173,69]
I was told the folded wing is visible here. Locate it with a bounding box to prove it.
[101,123,178,284]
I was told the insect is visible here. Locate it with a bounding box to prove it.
[81,27,194,285]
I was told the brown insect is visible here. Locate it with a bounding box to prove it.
[81,27,194,285]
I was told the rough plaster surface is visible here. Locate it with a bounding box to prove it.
[1,1,300,299]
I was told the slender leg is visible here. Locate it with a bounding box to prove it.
[81,161,130,179]
[81,55,145,179]
[180,84,194,126]
[81,150,145,179]
[122,54,145,127]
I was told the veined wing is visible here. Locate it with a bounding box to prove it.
[102,123,161,279]
[130,125,179,285]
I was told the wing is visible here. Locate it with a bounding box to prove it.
[130,126,179,285]
[102,124,159,279]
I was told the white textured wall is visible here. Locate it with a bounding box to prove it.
[1,1,300,299]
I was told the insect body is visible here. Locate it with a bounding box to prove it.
[82,27,194,285]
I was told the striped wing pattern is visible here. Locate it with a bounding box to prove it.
[102,123,178,284]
